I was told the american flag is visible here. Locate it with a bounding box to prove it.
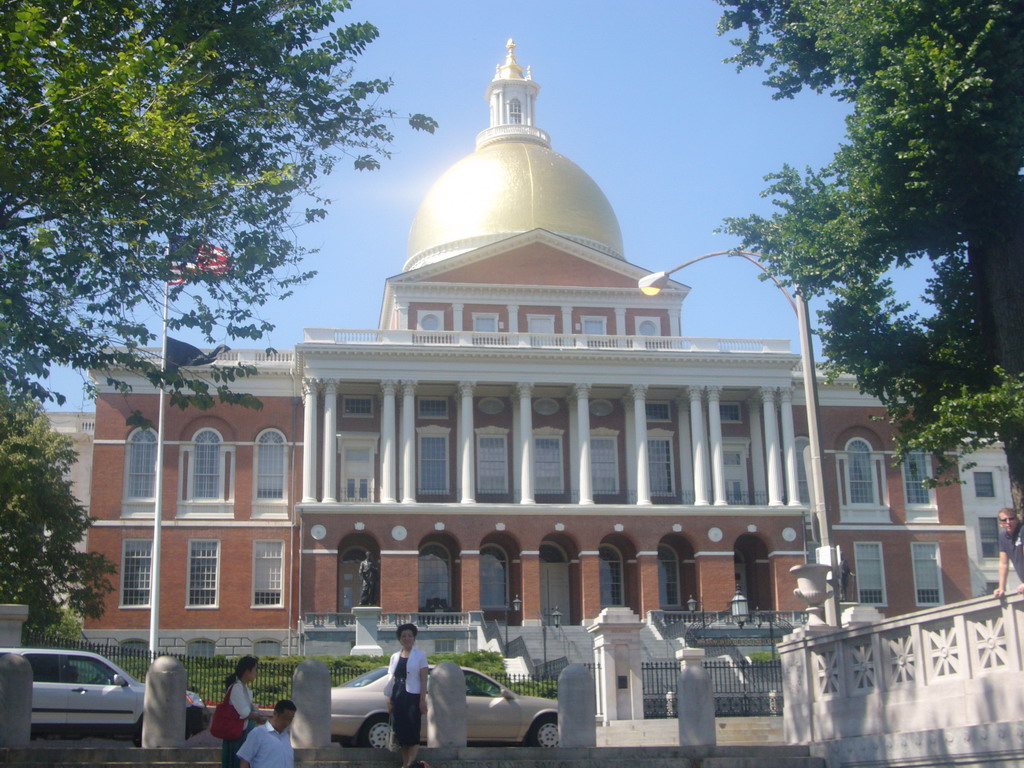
[168,236,230,285]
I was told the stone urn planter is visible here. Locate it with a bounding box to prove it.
[790,563,832,626]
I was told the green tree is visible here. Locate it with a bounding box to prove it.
[716,0,1024,510]
[1,0,435,407]
[0,394,115,631]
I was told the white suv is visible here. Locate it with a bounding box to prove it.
[0,648,205,744]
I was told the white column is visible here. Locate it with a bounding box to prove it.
[614,307,626,336]
[459,381,476,504]
[749,394,766,504]
[507,304,519,333]
[688,387,709,506]
[624,397,637,501]
[761,387,784,507]
[397,302,409,330]
[779,388,801,507]
[400,380,416,504]
[380,380,397,503]
[675,397,694,504]
[575,383,593,505]
[321,379,337,502]
[517,383,534,504]
[452,303,464,331]
[301,379,319,502]
[707,386,727,506]
[631,384,651,506]
[561,306,573,336]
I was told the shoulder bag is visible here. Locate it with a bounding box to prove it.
[210,684,245,741]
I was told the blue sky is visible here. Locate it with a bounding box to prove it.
[51,0,925,410]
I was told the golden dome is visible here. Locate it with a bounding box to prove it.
[405,140,624,270]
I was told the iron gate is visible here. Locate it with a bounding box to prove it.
[641,659,783,718]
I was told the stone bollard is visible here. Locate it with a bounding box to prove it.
[291,659,334,748]
[675,651,715,747]
[557,663,595,747]
[427,662,466,747]
[143,656,186,747]
[0,653,32,746]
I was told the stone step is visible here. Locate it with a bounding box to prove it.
[0,745,823,768]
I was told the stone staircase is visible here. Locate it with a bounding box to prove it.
[0,744,822,768]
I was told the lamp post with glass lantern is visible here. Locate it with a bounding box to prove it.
[638,249,838,626]
[505,594,521,650]
[730,588,750,629]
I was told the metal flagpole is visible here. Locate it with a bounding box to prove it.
[149,281,170,654]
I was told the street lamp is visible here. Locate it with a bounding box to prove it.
[505,594,522,649]
[638,249,838,625]
[687,595,698,613]
[730,588,750,629]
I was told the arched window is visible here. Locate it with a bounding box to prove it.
[507,98,522,124]
[126,429,156,499]
[599,545,624,607]
[255,430,286,500]
[846,438,875,504]
[419,544,450,611]
[658,545,680,607]
[193,429,222,499]
[480,545,508,608]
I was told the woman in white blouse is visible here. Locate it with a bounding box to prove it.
[221,655,266,768]
[386,624,429,768]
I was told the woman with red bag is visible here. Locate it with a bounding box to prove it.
[220,655,266,768]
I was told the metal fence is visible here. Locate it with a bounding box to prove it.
[641,659,783,718]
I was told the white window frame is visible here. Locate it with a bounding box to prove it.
[527,314,555,334]
[580,315,607,335]
[417,310,443,331]
[120,539,153,608]
[533,428,564,494]
[974,471,995,498]
[475,427,509,494]
[340,433,378,502]
[342,395,374,418]
[902,450,936,520]
[178,429,234,518]
[837,438,889,523]
[647,429,675,496]
[854,542,886,605]
[723,442,749,504]
[645,401,671,422]
[911,542,943,606]
[979,517,1000,560]
[719,403,742,423]
[253,429,288,517]
[418,397,449,419]
[590,430,619,494]
[252,540,284,608]
[634,316,661,336]
[124,428,156,500]
[507,98,522,124]
[186,539,220,608]
[417,426,450,496]
[472,313,499,333]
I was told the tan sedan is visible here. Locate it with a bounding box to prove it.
[330,666,559,748]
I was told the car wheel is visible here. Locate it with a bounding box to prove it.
[525,714,558,747]
[357,715,392,749]
[133,716,144,747]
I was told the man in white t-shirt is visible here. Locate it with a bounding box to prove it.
[238,700,296,768]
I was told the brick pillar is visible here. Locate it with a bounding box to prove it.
[695,553,735,613]
[771,553,807,610]
[580,552,602,621]
[460,552,481,612]
[380,553,418,612]
[637,552,661,615]
[520,552,542,624]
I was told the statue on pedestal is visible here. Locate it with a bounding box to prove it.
[359,552,379,606]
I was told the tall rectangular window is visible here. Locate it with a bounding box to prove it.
[476,435,508,493]
[980,518,1000,559]
[253,540,284,606]
[590,436,619,494]
[854,542,885,605]
[912,542,942,605]
[903,451,931,505]
[341,445,374,502]
[974,471,995,497]
[121,540,152,607]
[192,430,222,499]
[648,438,673,495]
[534,437,563,493]
[187,540,219,607]
[418,435,448,494]
[255,431,285,500]
[126,430,156,498]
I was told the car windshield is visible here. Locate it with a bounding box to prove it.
[342,667,388,688]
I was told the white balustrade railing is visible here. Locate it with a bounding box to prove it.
[302,328,792,355]
[780,594,1024,746]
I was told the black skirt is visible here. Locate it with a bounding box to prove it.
[391,660,422,748]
